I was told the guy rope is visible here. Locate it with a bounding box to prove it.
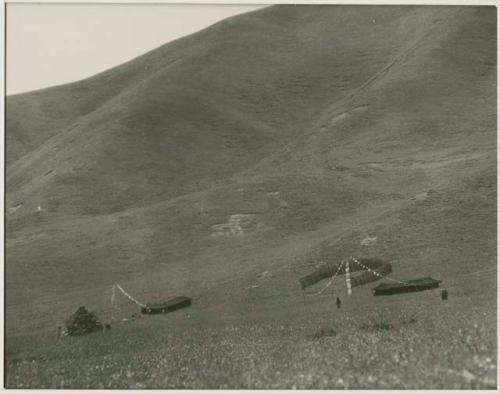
[347,256,410,286]
[111,283,147,309]
[304,260,345,297]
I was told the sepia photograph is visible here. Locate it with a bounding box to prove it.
[4,1,497,389]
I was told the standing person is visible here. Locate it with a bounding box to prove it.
[336,297,341,309]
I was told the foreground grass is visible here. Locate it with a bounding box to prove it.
[5,301,496,389]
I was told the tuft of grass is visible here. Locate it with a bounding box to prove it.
[308,327,337,340]
[360,313,393,331]
[398,312,418,326]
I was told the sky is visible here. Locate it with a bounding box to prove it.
[6,3,265,95]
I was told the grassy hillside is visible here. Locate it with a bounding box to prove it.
[5,5,496,389]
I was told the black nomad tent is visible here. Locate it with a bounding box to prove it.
[141,296,192,315]
[299,257,392,290]
[373,277,441,296]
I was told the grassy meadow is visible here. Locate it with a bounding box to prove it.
[5,284,496,389]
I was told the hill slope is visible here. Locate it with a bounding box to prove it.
[6,3,496,349]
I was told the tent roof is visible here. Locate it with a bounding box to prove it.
[373,277,441,290]
[145,296,191,309]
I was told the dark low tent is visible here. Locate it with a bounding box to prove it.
[65,306,103,336]
[299,257,391,290]
[373,277,441,296]
[141,296,192,315]
[350,262,392,287]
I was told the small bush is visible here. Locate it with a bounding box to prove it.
[308,327,337,340]
[398,313,418,326]
[361,313,393,331]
